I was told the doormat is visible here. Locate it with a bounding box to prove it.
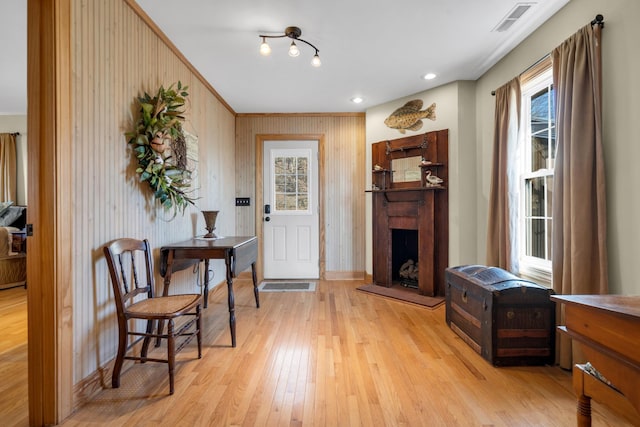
[357,284,444,309]
[259,281,317,292]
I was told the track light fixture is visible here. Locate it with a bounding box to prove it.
[259,26,321,67]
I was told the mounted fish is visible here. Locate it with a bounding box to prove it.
[384,100,436,133]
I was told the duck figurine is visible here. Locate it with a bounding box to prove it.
[425,170,444,187]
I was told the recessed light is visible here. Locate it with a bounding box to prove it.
[422,73,437,80]
[351,97,364,104]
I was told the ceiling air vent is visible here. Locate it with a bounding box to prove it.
[492,3,534,32]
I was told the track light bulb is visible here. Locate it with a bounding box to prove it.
[288,41,300,57]
[258,27,321,67]
[260,38,271,56]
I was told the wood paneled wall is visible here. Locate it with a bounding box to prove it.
[235,114,366,277]
[70,0,235,395]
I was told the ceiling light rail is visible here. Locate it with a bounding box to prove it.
[259,26,321,67]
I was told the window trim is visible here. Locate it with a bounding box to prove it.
[518,64,554,286]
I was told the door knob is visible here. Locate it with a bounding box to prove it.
[265,216,270,222]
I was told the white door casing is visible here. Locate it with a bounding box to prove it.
[263,140,319,279]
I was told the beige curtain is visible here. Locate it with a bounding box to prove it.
[552,23,608,368]
[486,78,521,271]
[0,133,17,202]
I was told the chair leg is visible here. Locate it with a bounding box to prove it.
[141,319,155,361]
[112,322,128,389]
[196,305,202,359]
[156,319,165,347]
[167,319,175,395]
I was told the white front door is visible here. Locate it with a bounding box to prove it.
[263,140,319,279]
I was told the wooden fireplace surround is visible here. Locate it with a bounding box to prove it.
[370,129,448,296]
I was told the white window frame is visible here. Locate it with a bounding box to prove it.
[518,66,554,285]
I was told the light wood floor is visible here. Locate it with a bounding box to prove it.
[2,280,635,426]
[0,286,28,427]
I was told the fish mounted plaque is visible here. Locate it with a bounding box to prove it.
[384,99,436,133]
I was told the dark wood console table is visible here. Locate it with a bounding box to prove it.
[160,236,259,347]
[552,295,640,426]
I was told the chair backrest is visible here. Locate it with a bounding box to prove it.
[103,238,156,314]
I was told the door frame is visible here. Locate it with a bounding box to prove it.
[27,0,74,424]
[255,134,325,281]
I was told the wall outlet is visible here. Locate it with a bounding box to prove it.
[235,197,251,206]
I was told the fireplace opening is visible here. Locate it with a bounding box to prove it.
[392,229,419,289]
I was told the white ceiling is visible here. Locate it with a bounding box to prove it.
[1,0,569,115]
[0,0,27,115]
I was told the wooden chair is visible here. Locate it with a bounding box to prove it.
[103,238,202,395]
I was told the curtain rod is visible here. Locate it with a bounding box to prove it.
[491,14,605,96]
[591,14,604,28]
[11,132,20,136]
[490,54,548,96]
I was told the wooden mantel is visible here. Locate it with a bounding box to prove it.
[370,130,449,296]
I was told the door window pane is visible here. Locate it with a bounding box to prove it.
[273,155,310,212]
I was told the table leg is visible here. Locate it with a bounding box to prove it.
[203,259,210,309]
[225,254,236,347]
[162,250,175,297]
[157,250,175,347]
[577,394,592,427]
[252,262,260,308]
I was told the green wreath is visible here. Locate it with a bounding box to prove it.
[126,82,196,216]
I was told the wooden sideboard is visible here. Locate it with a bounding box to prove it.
[369,130,448,296]
[552,295,640,426]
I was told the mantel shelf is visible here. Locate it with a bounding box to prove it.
[366,186,446,193]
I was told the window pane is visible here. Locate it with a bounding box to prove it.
[274,157,285,174]
[530,136,548,172]
[298,175,308,192]
[297,157,308,174]
[550,126,556,167]
[285,175,297,193]
[527,218,546,258]
[284,157,295,173]
[525,179,531,215]
[275,175,285,192]
[546,175,553,217]
[525,177,545,217]
[298,195,308,210]
[531,87,549,124]
[549,85,556,121]
[529,85,556,173]
[285,194,297,209]
[547,218,553,261]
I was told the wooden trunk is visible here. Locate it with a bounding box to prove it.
[445,265,555,366]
